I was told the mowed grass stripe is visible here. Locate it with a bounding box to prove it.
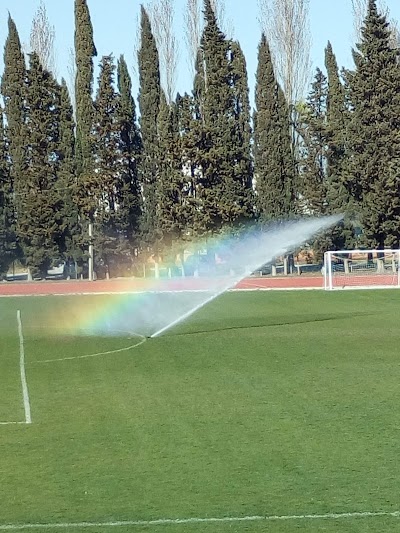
[0,309,25,422]
[0,290,399,532]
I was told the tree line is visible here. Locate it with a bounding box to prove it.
[0,0,399,279]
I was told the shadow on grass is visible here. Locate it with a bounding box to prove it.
[168,312,376,338]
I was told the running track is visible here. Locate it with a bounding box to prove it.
[0,275,323,297]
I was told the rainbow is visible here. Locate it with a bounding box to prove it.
[41,215,342,339]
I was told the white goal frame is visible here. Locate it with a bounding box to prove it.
[324,249,400,290]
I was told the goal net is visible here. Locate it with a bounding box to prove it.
[324,250,400,290]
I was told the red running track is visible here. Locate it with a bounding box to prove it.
[0,276,323,297]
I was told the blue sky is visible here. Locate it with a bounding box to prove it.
[0,0,400,101]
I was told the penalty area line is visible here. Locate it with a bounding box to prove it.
[0,510,400,530]
[34,334,147,364]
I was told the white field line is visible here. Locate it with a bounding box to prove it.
[34,334,147,364]
[17,310,32,424]
[0,289,217,298]
[233,287,321,291]
[0,287,323,299]
[0,510,399,530]
[1,284,400,299]
[0,421,26,426]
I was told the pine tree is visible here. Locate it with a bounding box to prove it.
[137,5,161,247]
[253,34,295,222]
[0,106,15,278]
[1,15,26,228]
[116,55,142,255]
[20,53,62,278]
[346,0,400,247]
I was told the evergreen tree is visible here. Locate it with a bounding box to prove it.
[297,68,340,260]
[74,0,97,180]
[58,79,81,273]
[297,68,328,216]
[325,41,346,195]
[186,51,209,237]
[253,34,296,222]
[116,55,142,256]
[346,0,400,247]
[137,5,161,247]
[20,53,62,278]
[89,54,142,277]
[91,55,124,276]
[175,92,203,237]
[193,1,254,234]
[156,92,188,249]
[324,41,355,249]
[277,82,297,211]
[193,48,206,121]
[0,106,15,278]
[74,0,97,277]
[1,15,26,228]
[228,40,254,221]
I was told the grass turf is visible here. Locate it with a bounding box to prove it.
[0,289,400,531]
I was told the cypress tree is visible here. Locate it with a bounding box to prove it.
[277,83,297,212]
[91,55,123,276]
[188,52,209,236]
[201,0,224,215]
[346,0,400,248]
[156,92,188,248]
[90,54,141,277]
[298,68,328,216]
[297,68,340,260]
[193,48,206,121]
[0,106,15,278]
[193,1,254,233]
[175,92,203,237]
[228,40,254,222]
[253,34,295,222]
[58,79,81,273]
[20,53,62,278]
[74,0,97,277]
[324,41,355,249]
[116,55,142,255]
[325,41,346,193]
[74,0,97,179]
[1,15,26,225]
[193,1,227,234]
[137,5,161,247]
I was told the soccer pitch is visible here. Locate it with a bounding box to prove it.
[1,289,400,532]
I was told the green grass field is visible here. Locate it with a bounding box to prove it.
[1,289,400,532]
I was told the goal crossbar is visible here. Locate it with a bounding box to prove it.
[324,249,400,290]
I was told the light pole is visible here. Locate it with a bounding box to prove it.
[88,221,94,281]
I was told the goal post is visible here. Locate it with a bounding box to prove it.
[323,250,400,290]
